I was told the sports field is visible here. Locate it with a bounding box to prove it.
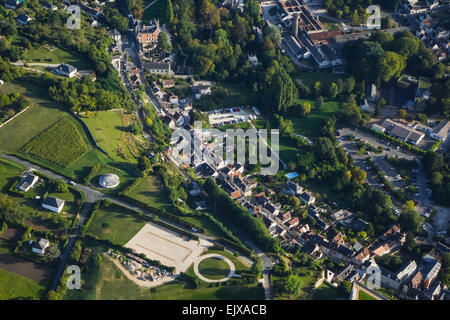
[124,222,208,272]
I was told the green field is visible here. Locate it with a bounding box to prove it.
[86,203,147,246]
[126,175,172,210]
[198,257,231,280]
[82,110,147,164]
[291,99,339,138]
[142,0,166,23]
[358,290,377,300]
[22,118,89,167]
[0,268,47,300]
[0,158,25,193]
[23,46,90,70]
[295,70,348,88]
[312,283,348,300]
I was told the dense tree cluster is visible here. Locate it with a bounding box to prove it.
[204,178,280,253]
[323,0,401,21]
[345,31,446,83]
[422,151,450,206]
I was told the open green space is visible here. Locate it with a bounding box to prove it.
[126,174,172,210]
[295,70,348,88]
[0,158,25,193]
[64,240,263,300]
[197,257,231,280]
[358,290,377,300]
[86,203,147,246]
[311,282,348,300]
[0,267,47,300]
[22,118,89,167]
[291,99,339,138]
[142,0,166,23]
[23,46,90,70]
[82,110,148,164]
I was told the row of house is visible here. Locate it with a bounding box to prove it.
[372,118,450,145]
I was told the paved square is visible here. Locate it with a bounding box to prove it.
[124,222,209,273]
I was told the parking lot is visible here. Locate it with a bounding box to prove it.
[124,222,210,273]
[208,107,256,127]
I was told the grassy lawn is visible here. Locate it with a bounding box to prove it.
[126,174,172,210]
[198,257,231,280]
[23,46,90,70]
[142,0,166,24]
[358,290,377,300]
[295,70,348,88]
[0,267,47,300]
[0,158,25,193]
[86,203,148,246]
[65,240,263,300]
[82,110,148,164]
[311,283,348,300]
[291,99,339,138]
[22,118,89,167]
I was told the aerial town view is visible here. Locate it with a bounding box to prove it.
[0,0,449,307]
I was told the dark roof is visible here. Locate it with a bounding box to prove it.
[353,218,369,232]
[56,63,76,73]
[337,245,354,257]
[42,196,64,208]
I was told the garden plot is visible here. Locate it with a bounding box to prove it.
[124,222,209,273]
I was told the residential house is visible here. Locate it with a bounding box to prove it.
[353,218,369,232]
[248,54,259,67]
[135,20,160,49]
[16,14,31,26]
[4,0,23,10]
[430,119,450,142]
[145,62,173,76]
[286,217,300,229]
[53,64,77,78]
[281,181,303,196]
[42,197,65,214]
[299,191,315,205]
[16,173,39,192]
[330,209,353,222]
[31,238,50,255]
[194,162,218,178]
[421,257,441,289]
[42,2,57,10]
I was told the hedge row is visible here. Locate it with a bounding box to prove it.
[217,236,253,257]
[151,218,199,241]
[117,193,205,233]
[363,127,426,155]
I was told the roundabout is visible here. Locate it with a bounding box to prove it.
[193,253,236,283]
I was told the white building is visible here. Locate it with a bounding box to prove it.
[430,119,450,142]
[42,197,65,214]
